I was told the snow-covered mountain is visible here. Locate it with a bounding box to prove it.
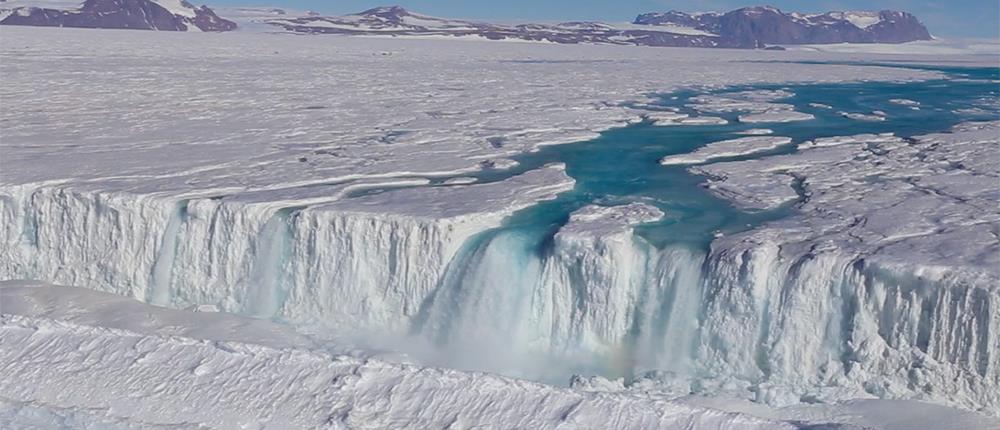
[0,0,236,31]
[264,6,729,48]
[266,5,932,48]
[635,7,933,46]
[0,3,936,44]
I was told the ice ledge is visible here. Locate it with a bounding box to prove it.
[558,203,665,238]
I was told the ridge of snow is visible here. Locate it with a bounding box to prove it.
[826,11,883,29]
[151,0,198,18]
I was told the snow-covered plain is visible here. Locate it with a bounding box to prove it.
[1,25,999,428]
[785,38,1000,56]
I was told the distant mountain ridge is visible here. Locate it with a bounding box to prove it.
[635,7,932,46]
[263,6,724,48]
[264,5,932,48]
[0,0,236,31]
[0,3,933,47]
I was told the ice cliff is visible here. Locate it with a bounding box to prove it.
[2,124,997,414]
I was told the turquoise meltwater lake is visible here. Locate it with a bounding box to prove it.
[455,64,998,252]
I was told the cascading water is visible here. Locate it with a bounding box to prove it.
[2,64,998,411]
[245,208,296,318]
[148,201,188,306]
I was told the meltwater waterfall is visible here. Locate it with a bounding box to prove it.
[405,198,709,380]
[2,73,998,413]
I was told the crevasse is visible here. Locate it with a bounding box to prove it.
[1,183,996,413]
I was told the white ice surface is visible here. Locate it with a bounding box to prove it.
[798,132,898,149]
[559,203,664,237]
[649,113,729,126]
[690,90,795,114]
[661,136,792,165]
[689,90,816,124]
[786,38,1000,56]
[738,110,816,123]
[840,111,887,121]
[738,128,774,135]
[0,26,941,190]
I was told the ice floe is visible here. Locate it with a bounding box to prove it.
[661,136,792,165]
[840,111,887,121]
[738,110,816,123]
[737,128,774,135]
[646,111,728,126]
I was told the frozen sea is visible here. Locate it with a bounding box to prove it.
[0,26,998,429]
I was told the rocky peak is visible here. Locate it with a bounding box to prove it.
[358,5,411,19]
[0,0,237,31]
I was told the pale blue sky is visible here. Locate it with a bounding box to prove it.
[216,1,999,38]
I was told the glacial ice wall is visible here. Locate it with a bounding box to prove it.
[3,179,997,413]
[692,235,998,411]
[2,124,999,414]
[686,123,1000,412]
[0,165,576,335]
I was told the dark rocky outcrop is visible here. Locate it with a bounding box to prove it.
[0,0,237,31]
